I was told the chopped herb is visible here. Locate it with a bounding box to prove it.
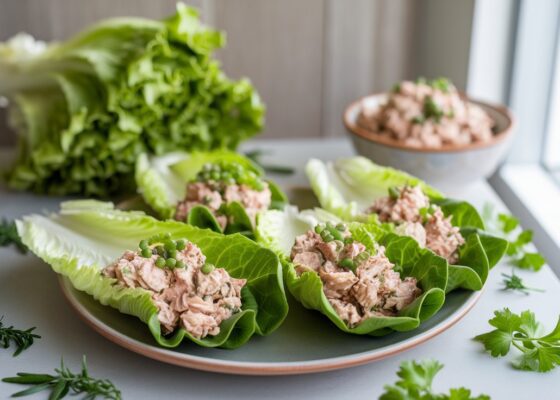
[501,271,544,295]
[422,96,445,123]
[411,115,425,124]
[474,308,560,372]
[392,83,401,93]
[380,359,489,399]
[0,218,27,254]
[388,186,401,199]
[430,77,451,93]
[2,356,121,399]
[201,263,215,274]
[0,317,40,357]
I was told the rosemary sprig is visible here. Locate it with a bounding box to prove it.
[2,356,121,399]
[0,317,40,356]
[245,149,295,175]
[501,271,544,295]
[0,218,27,254]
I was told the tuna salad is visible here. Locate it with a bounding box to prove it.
[358,78,494,148]
[368,186,465,263]
[103,234,246,339]
[290,222,421,327]
[175,161,271,230]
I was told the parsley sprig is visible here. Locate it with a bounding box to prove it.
[0,218,27,254]
[481,204,546,271]
[0,316,40,356]
[474,308,560,372]
[501,271,544,295]
[380,359,489,399]
[2,356,121,399]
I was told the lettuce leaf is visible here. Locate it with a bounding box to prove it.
[256,207,447,335]
[17,200,288,349]
[1,4,264,196]
[135,150,287,237]
[305,157,507,292]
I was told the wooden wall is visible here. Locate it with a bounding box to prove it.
[0,0,474,144]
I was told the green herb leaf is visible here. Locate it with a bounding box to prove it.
[2,356,121,399]
[0,317,40,356]
[515,252,546,271]
[501,271,544,294]
[379,359,489,399]
[498,213,519,233]
[0,219,28,253]
[474,308,560,372]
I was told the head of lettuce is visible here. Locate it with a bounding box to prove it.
[0,3,264,196]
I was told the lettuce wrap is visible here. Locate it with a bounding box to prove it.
[256,207,447,335]
[17,200,288,349]
[135,150,287,237]
[305,157,507,292]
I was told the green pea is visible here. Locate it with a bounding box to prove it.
[314,224,324,234]
[339,258,355,271]
[389,186,401,199]
[164,241,176,251]
[176,240,186,251]
[327,226,343,241]
[155,257,166,268]
[175,260,185,269]
[141,248,152,258]
[168,249,177,258]
[336,223,346,231]
[156,246,165,256]
[139,240,149,250]
[166,258,176,268]
[201,263,215,274]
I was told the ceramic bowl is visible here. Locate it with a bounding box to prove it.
[343,94,515,187]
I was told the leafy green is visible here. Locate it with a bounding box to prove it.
[501,271,544,295]
[2,356,121,399]
[305,157,507,292]
[0,219,28,253]
[380,359,489,400]
[0,317,40,356]
[0,4,264,196]
[256,207,447,335]
[135,150,287,237]
[16,200,288,349]
[481,205,546,271]
[474,308,560,372]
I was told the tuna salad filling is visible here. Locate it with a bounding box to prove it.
[368,186,465,263]
[175,161,271,230]
[358,78,494,148]
[290,223,421,327]
[103,234,246,339]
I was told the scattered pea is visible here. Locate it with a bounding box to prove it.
[164,241,176,251]
[201,263,215,274]
[168,249,177,258]
[176,240,186,250]
[139,240,149,250]
[155,257,166,268]
[141,248,152,258]
[336,223,346,231]
[175,260,185,269]
[339,258,355,271]
[166,258,177,268]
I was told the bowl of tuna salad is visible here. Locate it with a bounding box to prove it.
[343,78,514,186]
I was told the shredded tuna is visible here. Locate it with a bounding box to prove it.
[290,224,422,328]
[102,238,246,338]
[358,79,494,148]
[174,162,272,230]
[367,186,464,263]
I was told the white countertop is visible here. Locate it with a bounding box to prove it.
[1,139,559,399]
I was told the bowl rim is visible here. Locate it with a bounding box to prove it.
[343,92,515,154]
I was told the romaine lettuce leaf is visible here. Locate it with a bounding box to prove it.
[17,200,288,349]
[1,4,264,197]
[135,150,287,237]
[305,157,507,292]
[256,207,447,335]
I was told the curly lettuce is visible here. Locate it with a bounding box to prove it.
[0,4,264,196]
[135,150,287,237]
[305,157,507,292]
[17,200,288,349]
[256,207,447,335]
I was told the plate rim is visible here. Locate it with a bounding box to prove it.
[59,276,483,376]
